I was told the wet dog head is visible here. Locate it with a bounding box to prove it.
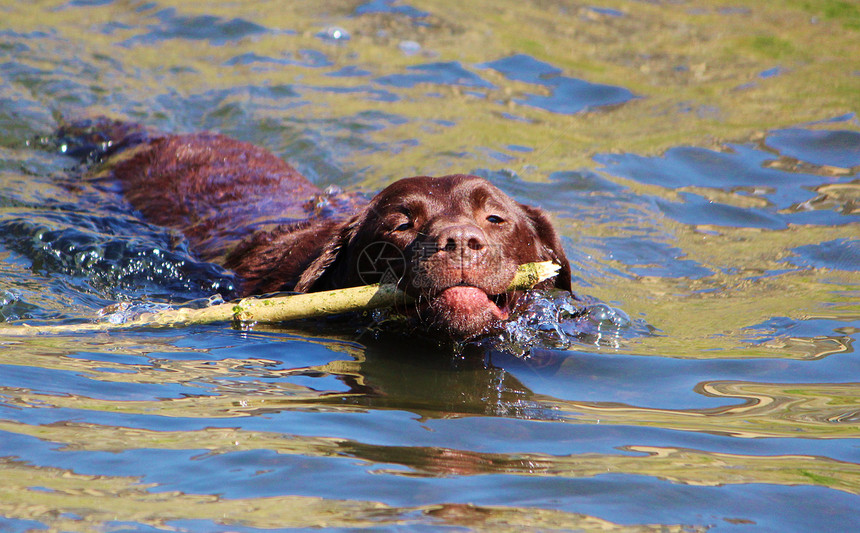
[297,174,571,339]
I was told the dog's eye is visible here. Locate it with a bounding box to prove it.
[486,214,505,224]
[387,212,414,232]
[393,220,413,231]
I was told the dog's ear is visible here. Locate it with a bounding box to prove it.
[519,204,572,292]
[294,215,362,292]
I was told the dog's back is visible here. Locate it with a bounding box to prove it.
[111,132,323,263]
[60,117,363,263]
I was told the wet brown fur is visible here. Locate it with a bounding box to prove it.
[64,118,571,337]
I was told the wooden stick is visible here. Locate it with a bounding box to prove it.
[0,262,560,336]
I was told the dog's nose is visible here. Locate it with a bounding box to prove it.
[436,224,486,253]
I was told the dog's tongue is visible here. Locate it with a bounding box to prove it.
[437,286,508,320]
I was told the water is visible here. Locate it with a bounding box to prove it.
[1,1,859,531]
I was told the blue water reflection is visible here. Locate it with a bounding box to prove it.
[355,0,430,18]
[123,10,269,46]
[786,238,860,271]
[225,49,333,68]
[595,140,859,228]
[767,128,860,168]
[482,54,636,114]
[376,61,495,89]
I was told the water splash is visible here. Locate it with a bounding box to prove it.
[0,215,238,304]
[97,294,226,325]
[486,290,653,356]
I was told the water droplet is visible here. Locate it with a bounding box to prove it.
[398,40,421,55]
[318,26,350,42]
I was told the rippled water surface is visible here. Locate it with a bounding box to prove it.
[1,1,859,531]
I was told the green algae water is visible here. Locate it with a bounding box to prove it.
[1,1,859,531]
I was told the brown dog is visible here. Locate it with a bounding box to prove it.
[62,118,572,338]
